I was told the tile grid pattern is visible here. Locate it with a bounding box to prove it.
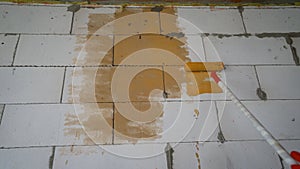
[0,4,300,169]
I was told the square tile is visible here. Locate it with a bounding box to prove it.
[160,7,245,34]
[14,35,113,66]
[0,147,53,169]
[243,8,300,33]
[0,34,18,66]
[0,103,113,147]
[244,100,300,140]
[203,36,294,65]
[54,144,166,169]
[256,66,300,99]
[0,67,64,103]
[73,7,160,35]
[114,101,219,143]
[0,5,72,33]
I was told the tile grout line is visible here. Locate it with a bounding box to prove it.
[0,105,5,126]
[286,36,300,66]
[11,34,21,66]
[162,64,168,99]
[214,101,226,143]
[158,11,162,34]
[49,146,56,169]
[69,12,75,35]
[253,66,262,88]
[112,102,115,144]
[237,6,248,34]
[60,67,67,103]
[278,155,285,169]
[112,35,115,66]
[201,35,207,62]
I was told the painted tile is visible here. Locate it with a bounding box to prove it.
[72,7,160,35]
[14,35,113,66]
[243,8,300,33]
[113,34,205,65]
[203,36,294,65]
[0,103,113,147]
[0,34,18,66]
[114,101,219,143]
[0,147,53,169]
[280,140,300,169]
[216,101,263,140]
[172,143,202,169]
[160,7,245,34]
[256,66,300,99]
[244,100,300,140]
[0,67,64,103]
[54,144,166,169]
[197,141,281,169]
[0,5,72,34]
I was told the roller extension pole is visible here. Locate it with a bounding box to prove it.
[210,72,298,166]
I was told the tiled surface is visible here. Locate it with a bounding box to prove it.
[0,147,53,169]
[204,36,294,65]
[0,67,64,103]
[0,5,72,34]
[0,34,18,66]
[1,4,300,169]
[256,66,300,99]
[243,8,300,33]
[280,140,300,169]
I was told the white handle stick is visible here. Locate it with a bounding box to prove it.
[211,72,298,166]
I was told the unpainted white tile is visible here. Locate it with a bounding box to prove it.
[160,8,245,34]
[0,103,113,147]
[198,141,281,169]
[244,100,300,140]
[0,5,72,33]
[256,66,300,99]
[0,147,53,169]
[0,67,64,103]
[54,145,166,169]
[14,35,113,66]
[0,34,18,65]
[204,36,294,65]
[216,101,263,140]
[243,8,300,33]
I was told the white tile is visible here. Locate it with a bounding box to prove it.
[198,141,281,169]
[54,145,166,169]
[256,66,300,99]
[279,140,300,169]
[216,101,263,140]
[160,8,245,34]
[0,34,18,66]
[243,8,300,33]
[0,103,113,147]
[114,101,219,143]
[244,100,300,140]
[0,147,53,169]
[0,5,72,34]
[0,67,64,103]
[204,36,294,65]
[73,7,160,35]
[14,35,113,66]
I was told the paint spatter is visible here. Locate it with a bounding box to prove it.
[195,143,201,169]
[194,109,200,118]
